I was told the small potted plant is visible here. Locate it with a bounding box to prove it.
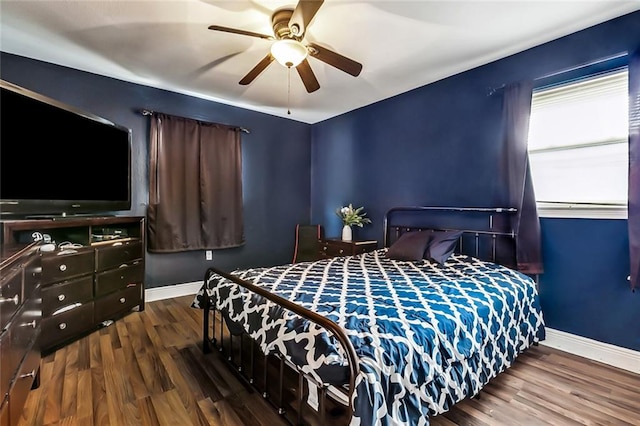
[336,204,371,241]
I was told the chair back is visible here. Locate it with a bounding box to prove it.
[293,224,323,263]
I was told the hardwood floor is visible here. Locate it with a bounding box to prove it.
[17,295,640,425]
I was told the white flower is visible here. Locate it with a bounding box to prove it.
[335,203,372,227]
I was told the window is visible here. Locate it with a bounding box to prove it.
[527,67,629,218]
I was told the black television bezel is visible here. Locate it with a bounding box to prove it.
[0,79,132,218]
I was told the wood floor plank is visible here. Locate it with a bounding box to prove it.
[117,324,150,401]
[506,360,630,424]
[135,396,161,426]
[157,345,209,425]
[76,368,93,422]
[16,294,640,426]
[60,369,78,420]
[136,350,175,395]
[42,347,67,424]
[75,333,91,372]
[154,322,186,348]
[90,365,110,426]
[196,397,226,425]
[127,316,155,357]
[458,390,537,426]
[99,335,131,426]
[89,330,102,369]
[150,388,194,426]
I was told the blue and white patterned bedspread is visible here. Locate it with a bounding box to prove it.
[192,249,545,425]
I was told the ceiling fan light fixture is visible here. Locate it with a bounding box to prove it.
[271,39,308,68]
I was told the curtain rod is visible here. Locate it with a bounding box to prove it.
[139,109,250,134]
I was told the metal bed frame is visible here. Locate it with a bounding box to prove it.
[200,206,518,425]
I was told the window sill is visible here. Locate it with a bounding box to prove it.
[537,204,627,219]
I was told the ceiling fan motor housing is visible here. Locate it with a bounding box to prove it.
[272,9,296,40]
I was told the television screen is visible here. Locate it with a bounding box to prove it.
[0,79,131,217]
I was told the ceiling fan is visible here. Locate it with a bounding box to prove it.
[208,0,362,93]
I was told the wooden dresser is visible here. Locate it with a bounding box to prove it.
[0,241,42,426]
[318,238,378,259]
[1,216,145,354]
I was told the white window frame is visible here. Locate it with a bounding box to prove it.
[528,67,629,220]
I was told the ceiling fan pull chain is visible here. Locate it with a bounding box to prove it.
[287,66,292,115]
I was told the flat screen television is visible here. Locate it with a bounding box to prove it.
[0,79,132,217]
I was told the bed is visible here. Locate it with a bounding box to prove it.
[191,206,545,425]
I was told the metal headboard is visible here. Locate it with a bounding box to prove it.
[383,206,518,267]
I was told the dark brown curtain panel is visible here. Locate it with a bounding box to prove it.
[147,113,244,252]
[502,81,544,275]
[629,48,640,291]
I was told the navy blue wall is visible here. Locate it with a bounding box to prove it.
[311,11,640,351]
[1,53,313,288]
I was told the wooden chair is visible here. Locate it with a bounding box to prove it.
[292,224,323,263]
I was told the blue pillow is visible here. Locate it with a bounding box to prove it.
[426,230,462,265]
[386,231,432,261]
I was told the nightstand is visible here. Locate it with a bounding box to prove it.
[318,239,378,259]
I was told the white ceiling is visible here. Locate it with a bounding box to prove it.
[1,1,639,124]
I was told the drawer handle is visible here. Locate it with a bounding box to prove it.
[59,264,67,272]
[52,303,82,316]
[58,322,67,330]
[339,249,344,254]
[22,320,37,328]
[19,370,36,379]
[119,297,126,304]
[58,294,66,302]
[58,249,78,255]
[119,264,128,269]
[0,294,19,305]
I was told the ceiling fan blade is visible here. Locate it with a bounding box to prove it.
[308,42,362,77]
[208,25,274,40]
[239,54,275,85]
[296,59,320,93]
[288,0,324,38]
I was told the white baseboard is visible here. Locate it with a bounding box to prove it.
[541,328,640,374]
[144,281,204,302]
[144,284,640,375]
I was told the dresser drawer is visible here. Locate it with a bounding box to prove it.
[42,276,93,317]
[0,294,41,415]
[319,240,349,257]
[22,254,41,300]
[10,295,41,371]
[94,284,141,324]
[0,330,14,401]
[0,268,22,331]
[95,241,143,272]
[94,262,143,297]
[319,239,377,258]
[40,302,94,350]
[41,249,94,283]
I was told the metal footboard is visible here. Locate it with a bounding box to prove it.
[201,266,359,425]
